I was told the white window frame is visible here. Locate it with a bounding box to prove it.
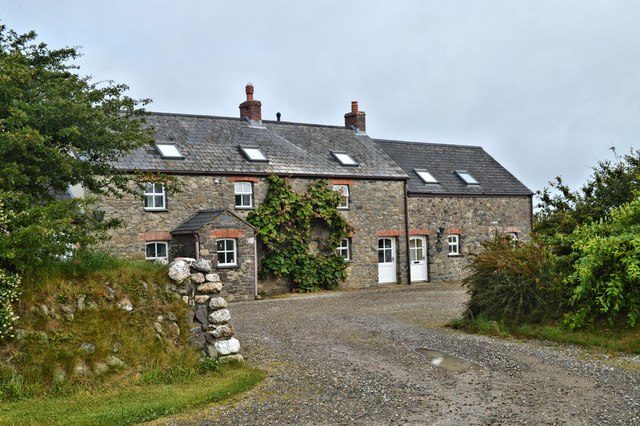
[455,170,480,185]
[234,182,253,208]
[332,184,350,209]
[239,146,269,162]
[447,234,460,256]
[216,238,237,267]
[145,241,168,262]
[331,151,359,166]
[414,169,439,184]
[144,182,166,211]
[155,143,183,159]
[336,238,351,261]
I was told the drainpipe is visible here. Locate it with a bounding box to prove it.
[253,234,259,299]
[404,179,411,285]
[194,232,200,259]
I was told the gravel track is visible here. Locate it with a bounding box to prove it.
[156,282,640,425]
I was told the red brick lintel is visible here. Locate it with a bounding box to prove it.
[409,229,433,236]
[446,227,464,235]
[330,179,354,185]
[138,231,173,242]
[376,230,402,237]
[209,229,246,239]
[228,176,261,183]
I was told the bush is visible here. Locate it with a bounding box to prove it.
[0,269,21,340]
[564,197,640,329]
[464,235,561,325]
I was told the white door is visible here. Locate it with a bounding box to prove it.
[410,236,428,282]
[378,238,396,283]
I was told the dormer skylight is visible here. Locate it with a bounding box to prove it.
[332,151,358,166]
[239,146,269,162]
[414,169,439,184]
[155,143,183,159]
[455,170,480,185]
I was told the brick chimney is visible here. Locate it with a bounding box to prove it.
[239,83,262,125]
[344,101,366,133]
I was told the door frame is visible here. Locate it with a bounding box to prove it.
[377,237,397,284]
[409,235,428,282]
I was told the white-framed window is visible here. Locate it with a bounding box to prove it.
[454,170,480,185]
[155,143,183,159]
[145,241,168,262]
[239,146,269,162]
[508,232,518,242]
[336,238,351,261]
[216,239,237,267]
[144,182,166,210]
[332,184,350,209]
[414,169,439,184]
[234,182,253,208]
[448,234,460,256]
[331,151,359,166]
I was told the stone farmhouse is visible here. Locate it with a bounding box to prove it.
[97,84,532,299]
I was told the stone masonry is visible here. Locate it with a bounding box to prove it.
[167,257,243,363]
[408,195,532,282]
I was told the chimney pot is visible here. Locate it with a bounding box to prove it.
[351,101,358,113]
[245,83,254,101]
[239,83,262,125]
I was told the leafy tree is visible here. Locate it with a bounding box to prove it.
[0,25,152,337]
[535,148,640,241]
[0,25,153,272]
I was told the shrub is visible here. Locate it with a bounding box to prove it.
[0,269,21,340]
[464,235,561,325]
[564,197,640,329]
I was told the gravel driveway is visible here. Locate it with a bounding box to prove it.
[159,282,639,425]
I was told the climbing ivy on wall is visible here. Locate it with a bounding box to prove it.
[247,176,353,292]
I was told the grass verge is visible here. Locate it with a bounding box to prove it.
[0,364,264,426]
[449,317,640,354]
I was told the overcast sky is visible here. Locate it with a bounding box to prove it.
[3,1,640,196]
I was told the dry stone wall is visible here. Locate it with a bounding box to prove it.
[168,258,243,363]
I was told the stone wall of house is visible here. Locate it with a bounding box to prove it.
[195,214,256,301]
[96,175,409,294]
[407,195,532,282]
[95,175,269,259]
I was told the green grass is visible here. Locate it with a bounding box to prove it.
[450,317,640,354]
[0,364,264,426]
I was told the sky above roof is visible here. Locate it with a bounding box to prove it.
[3,1,640,197]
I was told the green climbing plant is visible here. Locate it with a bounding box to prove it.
[247,176,353,292]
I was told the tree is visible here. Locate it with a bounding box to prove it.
[0,25,153,272]
[535,148,640,240]
[0,25,152,337]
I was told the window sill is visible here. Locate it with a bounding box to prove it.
[234,207,254,210]
[217,264,238,269]
[144,208,168,212]
[447,254,462,257]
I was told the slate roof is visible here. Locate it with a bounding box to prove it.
[171,208,255,234]
[112,113,407,180]
[171,209,226,234]
[374,139,532,196]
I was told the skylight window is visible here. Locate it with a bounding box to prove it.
[155,143,183,159]
[332,151,358,166]
[455,170,480,185]
[415,169,438,184]
[239,146,269,162]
